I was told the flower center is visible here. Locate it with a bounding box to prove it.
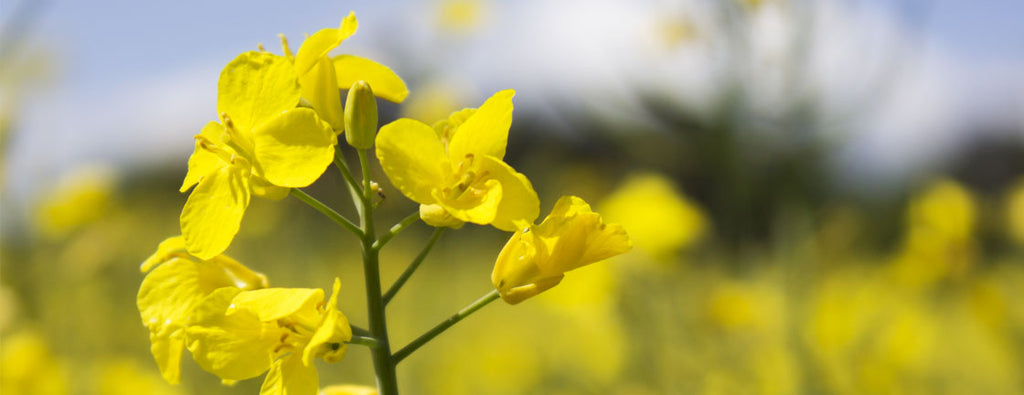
[444,154,491,201]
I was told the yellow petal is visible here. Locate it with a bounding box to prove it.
[217,51,300,132]
[148,331,185,384]
[434,178,502,225]
[294,12,358,77]
[498,275,564,305]
[259,356,319,395]
[302,309,350,365]
[540,196,632,272]
[138,256,253,384]
[299,56,345,131]
[446,89,514,162]
[228,287,323,324]
[140,236,187,272]
[333,55,409,103]
[250,176,290,200]
[208,255,270,290]
[376,118,451,204]
[475,155,539,231]
[186,287,282,381]
[419,204,466,229]
[180,165,251,260]
[303,279,351,365]
[181,122,227,193]
[491,229,539,290]
[251,108,336,188]
[432,108,476,144]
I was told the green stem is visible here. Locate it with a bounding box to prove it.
[290,188,362,237]
[373,212,421,250]
[383,228,446,306]
[334,147,363,209]
[350,325,371,337]
[357,149,400,395]
[347,335,381,349]
[392,290,500,364]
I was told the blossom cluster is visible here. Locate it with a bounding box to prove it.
[137,12,630,395]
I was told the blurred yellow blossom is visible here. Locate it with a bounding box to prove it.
[656,17,698,48]
[137,236,269,384]
[706,279,782,333]
[601,173,706,260]
[1005,177,1024,245]
[0,330,67,395]
[401,80,471,124]
[0,285,18,333]
[186,278,351,395]
[890,179,977,287]
[376,90,539,231]
[34,165,117,239]
[321,384,378,395]
[492,196,631,304]
[97,358,183,395]
[436,0,487,33]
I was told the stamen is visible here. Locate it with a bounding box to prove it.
[257,42,266,52]
[278,34,293,58]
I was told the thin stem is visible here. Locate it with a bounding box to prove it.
[350,325,371,337]
[383,228,446,306]
[290,188,362,237]
[334,147,363,207]
[356,148,400,395]
[373,212,421,250]
[392,290,500,364]
[347,335,381,349]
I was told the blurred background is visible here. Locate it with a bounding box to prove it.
[2,0,1024,393]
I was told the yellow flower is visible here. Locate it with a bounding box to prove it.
[34,165,116,239]
[185,278,352,395]
[375,90,539,231]
[282,12,409,132]
[491,196,631,304]
[0,330,67,395]
[600,172,706,260]
[137,236,268,384]
[1005,177,1024,245]
[179,50,336,259]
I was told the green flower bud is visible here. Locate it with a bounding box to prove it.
[344,80,378,149]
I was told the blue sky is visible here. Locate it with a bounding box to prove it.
[2,0,1023,203]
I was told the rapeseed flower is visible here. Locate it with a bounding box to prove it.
[491,196,631,304]
[180,50,336,259]
[137,236,268,384]
[376,90,539,231]
[185,279,351,395]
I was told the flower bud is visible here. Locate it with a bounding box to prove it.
[344,80,378,149]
